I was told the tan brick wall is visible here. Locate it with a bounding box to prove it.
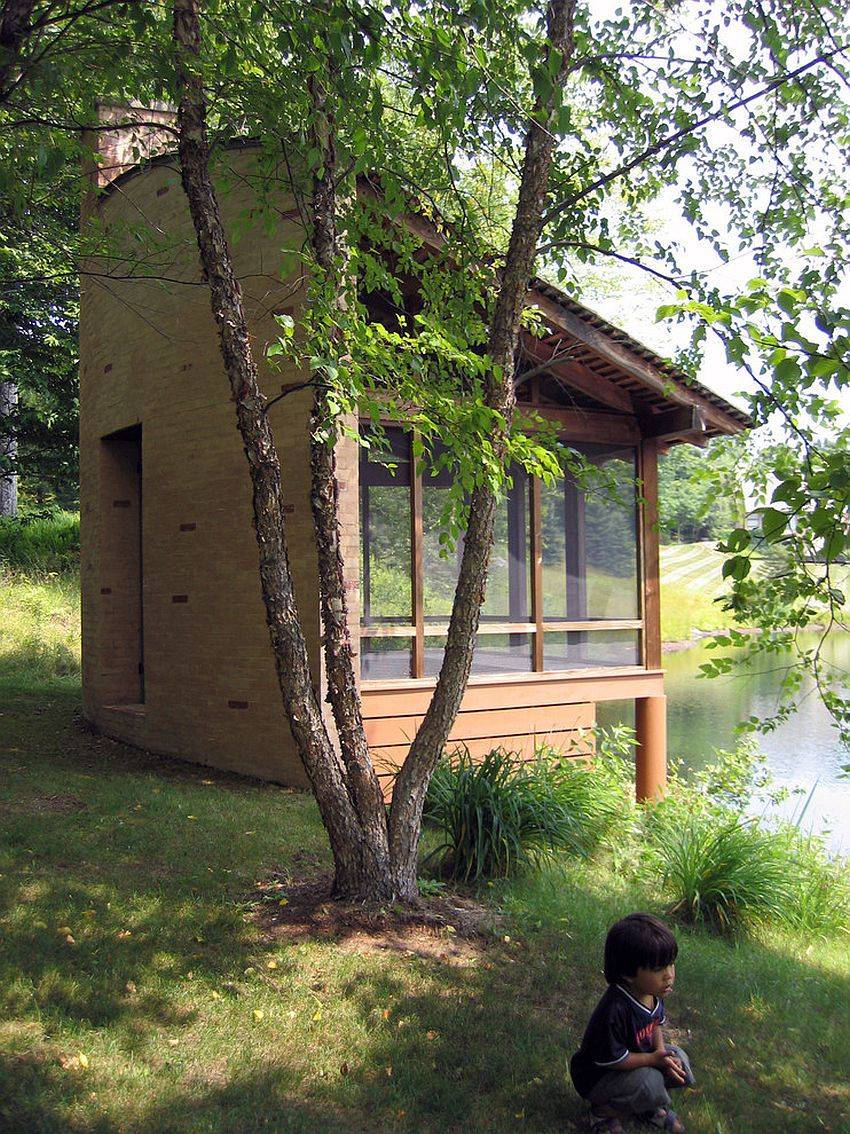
[80,148,318,785]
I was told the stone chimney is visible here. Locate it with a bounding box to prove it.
[81,101,177,220]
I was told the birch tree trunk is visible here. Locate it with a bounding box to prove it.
[387,0,577,894]
[172,0,393,900]
[172,0,575,902]
[0,380,18,517]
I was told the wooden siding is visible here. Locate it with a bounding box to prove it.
[363,668,665,788]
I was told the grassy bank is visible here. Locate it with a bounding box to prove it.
[1,572,849,1132]
[660,542,731,642]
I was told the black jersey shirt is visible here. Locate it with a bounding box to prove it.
[570,984,666,1098]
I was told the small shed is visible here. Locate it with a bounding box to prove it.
[79,128,749,795]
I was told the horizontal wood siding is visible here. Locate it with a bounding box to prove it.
[362,669,664,791]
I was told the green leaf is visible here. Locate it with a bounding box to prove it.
[760,507,788,543]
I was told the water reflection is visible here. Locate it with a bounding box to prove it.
[600,632,850,853]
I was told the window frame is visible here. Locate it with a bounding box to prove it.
[359,426,645,682]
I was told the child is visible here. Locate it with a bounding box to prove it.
[570,913,695,1133]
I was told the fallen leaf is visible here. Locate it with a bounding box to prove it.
[57,926,73,936]
[211,991,222,1000]
[78,1053,89,1068]
[252,1009,265,1021]
[266,960,278,970]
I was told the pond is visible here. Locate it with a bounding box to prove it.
[601,632,850,855]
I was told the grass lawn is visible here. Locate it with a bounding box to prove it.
[1,692,848,1131]
[1,569,849,1132]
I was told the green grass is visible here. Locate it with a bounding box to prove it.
[2,569,849,1132]
[0,568,81,689]
[660,541,731,641]
[0,511,80,573]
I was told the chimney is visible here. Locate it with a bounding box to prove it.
[81,101,177,220]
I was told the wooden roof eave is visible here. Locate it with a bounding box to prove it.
[527,288,750,439]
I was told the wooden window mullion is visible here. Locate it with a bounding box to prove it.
[531,475,544,672]
[411,433,425,678]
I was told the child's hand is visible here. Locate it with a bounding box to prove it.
[658,1050,686,1084]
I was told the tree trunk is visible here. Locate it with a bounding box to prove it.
[172,0,575,903]
[0,380,18,517]
[306,54,391,885]
[172,0,392,900]
[388,0,577,896]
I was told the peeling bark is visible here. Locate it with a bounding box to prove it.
[388,0,577,895]
[172,0,392,900]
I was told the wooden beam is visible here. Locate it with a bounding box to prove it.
[638,439,662,670]
[639,404,708,442]
[531,292,748,435]
[520,335,635,413]
[515,404,641,444]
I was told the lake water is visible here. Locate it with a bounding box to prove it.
[602,632,850,855]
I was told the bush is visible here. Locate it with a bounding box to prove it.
[423,734,634,883]
[0,510,80,572]
[640,742,850,935]
[644,807,796,933]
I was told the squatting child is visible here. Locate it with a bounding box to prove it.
[570,912,696,1133]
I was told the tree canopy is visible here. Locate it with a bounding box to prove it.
[3,0,850,889]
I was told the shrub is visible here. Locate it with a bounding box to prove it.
[639,741,850,935]
[644,806,797,933]
[423,735,634,883]
[0,511,80,572]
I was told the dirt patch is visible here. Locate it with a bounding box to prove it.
[253,872,502,964]
[0,793,86,815]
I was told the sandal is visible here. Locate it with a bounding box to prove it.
[644,1108,685,1133]
[589,1114,627,1134]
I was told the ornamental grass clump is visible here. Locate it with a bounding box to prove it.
[645,808,797,933]
[423,737,633,883]
[641,740,850,936]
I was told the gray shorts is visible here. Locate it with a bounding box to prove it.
[586,1044,695,1116]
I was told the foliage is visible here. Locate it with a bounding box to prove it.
[0,509,79,572]
[6,0,850,893]
[0,203,80,508]
[657,441,744,544]
[640,744,849,935]
[423,731,635,882]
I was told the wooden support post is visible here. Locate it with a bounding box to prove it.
[635,695,666,800]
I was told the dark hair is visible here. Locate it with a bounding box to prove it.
[603,913,678,984]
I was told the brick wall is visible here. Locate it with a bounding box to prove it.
[80,147,317,784]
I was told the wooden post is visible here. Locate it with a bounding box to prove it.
[638,438,662,670]
[635,695,666,800]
